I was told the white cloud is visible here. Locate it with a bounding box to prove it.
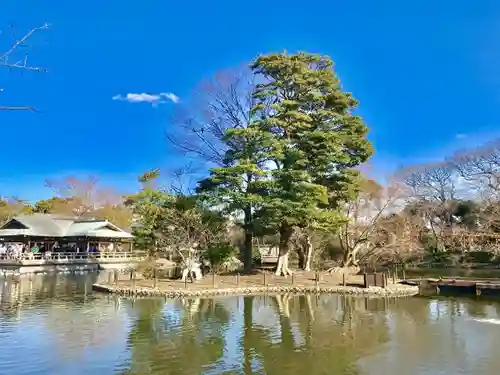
[112,92,179,105]
[161,92,180,103]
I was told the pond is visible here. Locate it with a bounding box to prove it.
[1,272,500,375]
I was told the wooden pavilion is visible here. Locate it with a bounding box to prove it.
[0,213,134,254]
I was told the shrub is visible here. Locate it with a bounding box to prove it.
[464,250,494,264]
[203,242,238,271]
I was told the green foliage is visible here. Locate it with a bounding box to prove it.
[252,247,261,264]
[202,242,238,270]
[249,52,373,233]
[463,250,495,264]
[127,170,227,255]
[421,233,451,264]
[125,184,173,252]
[32,197,72,214]
[138,168,161,183]
[197,52,373,274]
[421,233,444,253]
[196,90,265,272]
[452,200,480,230]
[196,128,266,224]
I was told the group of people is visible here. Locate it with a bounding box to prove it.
[0,243,24,260]
[0,242,105,260]
[0,243,57,260]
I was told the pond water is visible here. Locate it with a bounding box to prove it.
[1,272,500,375]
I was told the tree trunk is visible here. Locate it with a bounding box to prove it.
[342,250,354,267]
[243,206,253,274]
[342,243,363,267]
[243,230,253,274]
[243,296,253,375]
[303,233,313,271]
[275,222,293,276]
[297,248,306,269]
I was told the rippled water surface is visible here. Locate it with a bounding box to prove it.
[2,273,500,375]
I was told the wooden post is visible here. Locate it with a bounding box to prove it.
[184,277,188,288]
[132,272,136,291]
[392,271,396,284]
[263,272,267,286]
[395,264,399,280]
[108,272,112,284]
[342,273,346,286]
[130,270,133,280]
[402,268,406,281]
[153,268,157,288]
[212,272,216,288]
[236,273,240,286]
[114,270,118,286]
[315,272,319,287]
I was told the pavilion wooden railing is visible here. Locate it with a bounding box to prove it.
[0,251,147,262]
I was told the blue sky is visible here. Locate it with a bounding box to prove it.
[1,0,500,201]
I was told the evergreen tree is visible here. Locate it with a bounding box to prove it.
[250,52,373,275]
[197,126,268,273]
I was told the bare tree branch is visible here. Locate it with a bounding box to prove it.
[166,66,258,167]
[333,178,414,267]
[449,140,500,198]
[0,105,38,111]
[1,23,50,111]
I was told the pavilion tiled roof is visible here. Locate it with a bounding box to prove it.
[0,214,133,239]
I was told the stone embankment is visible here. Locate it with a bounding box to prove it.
[92,283,419,298]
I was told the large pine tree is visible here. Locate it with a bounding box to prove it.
[199,52,373,275]
[250,52,373,275]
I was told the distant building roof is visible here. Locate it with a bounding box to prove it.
[0,214,133,239]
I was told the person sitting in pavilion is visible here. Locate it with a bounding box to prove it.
[31,243,40,254]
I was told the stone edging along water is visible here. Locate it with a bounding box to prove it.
[92,283,419,298]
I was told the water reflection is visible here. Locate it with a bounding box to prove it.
[119,294,392,374]
[0,273,130,375]
[2,274,500,375]
[363,297,500,375]
[121,297,234,375]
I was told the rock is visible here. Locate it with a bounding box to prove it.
[92,282,419,299]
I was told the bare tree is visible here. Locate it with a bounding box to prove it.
[166,66,257,166]
[1,23,49,111]
[450,141,500,200]
[367,212,424,264]
[398,162,457,203]
[167,67,265,273]
[0,196,31,224]
[156,203,227,280]
[167,163,198,196]
[329,179,406,273]
[396,161,461,242]
[44,176,125,218]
